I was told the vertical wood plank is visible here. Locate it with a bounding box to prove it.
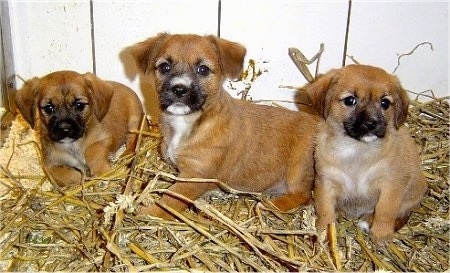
[347,1,448,96]
[220,0,349,109]
[92,0,219,116]
[6,1,92,88]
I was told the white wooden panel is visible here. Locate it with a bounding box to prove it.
[92,0,219,117]
[347,1,448,98]
[220,0,349,109]
[7,1,92,88]
[4,0,448,112]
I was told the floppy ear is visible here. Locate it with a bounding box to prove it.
[393,82,410,129]
[208,36,246,80]
[129,32,170,74]
[303,70,338,118]
[84,73,114,121]
[15,77,40,128]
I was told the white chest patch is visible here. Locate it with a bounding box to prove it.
[320,133,385,198]
[167,111,201,164]
[51,140,87,172]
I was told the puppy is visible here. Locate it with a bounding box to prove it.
[304,64,428,242]
[15,70,144,186]
[129,33,320,219]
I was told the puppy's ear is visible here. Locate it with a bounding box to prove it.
[304,70,338,118]
[393,82,410,128]
[129,32,170,74]
[84,73,114,121]
[208,36,246,80]
[15,77,40,128]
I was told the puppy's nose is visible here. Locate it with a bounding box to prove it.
[363,120,378,131]
[171,85,188,97]
[58,121,73,132]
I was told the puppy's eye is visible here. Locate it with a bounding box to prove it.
[343,96,357,106]
[42,104,54,115]
[380,98,391,110]
[157,62,171,74]
[196,65,211,76]
[74,101,87,111]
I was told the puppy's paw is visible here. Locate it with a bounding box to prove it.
[139,204,176,221]
[357,220,371,234]
[89,161,112,178]
[370,224,394,244]
[315,216,335,231]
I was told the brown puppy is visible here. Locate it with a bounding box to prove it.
[15,70,144,186]
[130,33,319,219]
[304,64,428,242]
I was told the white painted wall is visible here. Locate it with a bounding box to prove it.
[5,1,93,77]
[3,0,448,116]
[347,1,448,100]
[220,0,348,108]
[92,0,219,117]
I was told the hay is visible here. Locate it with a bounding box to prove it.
[0,91,448,272]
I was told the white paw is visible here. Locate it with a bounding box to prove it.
[357,220,370,233]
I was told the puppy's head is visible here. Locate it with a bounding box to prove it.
[305,64,409,142]
[129,33,246,115]
[15,70,113,143]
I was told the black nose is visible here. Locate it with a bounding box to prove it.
[58,121,73,132]
[171,85,188,97]
[50,118,84,141]
[363,120,378,131]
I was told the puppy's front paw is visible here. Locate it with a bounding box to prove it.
[139,204,176,221]
[357,220,371,234]
[89,161,111,178]
[315,215,336,231]
[370,224,394,244]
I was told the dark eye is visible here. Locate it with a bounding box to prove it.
[196,65,210,76]
[157,62,171,74]
[343,95,357,106]
[74,101,87,111]
[42,104,54,115]
[381,98,391,110]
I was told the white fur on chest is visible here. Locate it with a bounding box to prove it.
[49,140,87,171]
[166,112,201,164]
[319,133,386,197]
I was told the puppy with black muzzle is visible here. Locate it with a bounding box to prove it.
[130,33,320,219]
[15,70,144,186]
[304,64,428,243]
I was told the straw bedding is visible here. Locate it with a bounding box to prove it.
[0,88,448,271]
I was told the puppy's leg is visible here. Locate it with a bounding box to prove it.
[355,212,409,233]
[268,161,314,211]
[370,188,402,243]
[123,116,143,156]
[85,141,113,177]
[141,181,217,220]
[47,165,83,186]
[122,132,139,156]
[313,179,338,230]
[394,177,427,231]
[270,152,314,212]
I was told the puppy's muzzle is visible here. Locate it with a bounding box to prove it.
[344,111,386,142]
[49,118,84,142]
[161,76,206,115]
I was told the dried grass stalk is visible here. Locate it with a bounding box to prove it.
[0,92,448,271]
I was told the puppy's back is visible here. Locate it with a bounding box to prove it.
[215,100,319,192]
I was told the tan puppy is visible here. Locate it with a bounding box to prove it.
[304,64,428,242]
[15,70,144,186]
[130,33,319,219]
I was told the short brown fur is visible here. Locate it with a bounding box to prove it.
[130,33,320,219]
[15,70,144,186]
[305,64,428,243]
